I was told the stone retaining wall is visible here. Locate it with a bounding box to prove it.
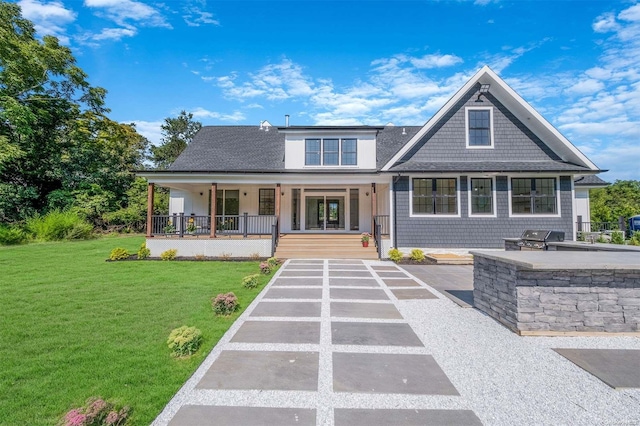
[473,255,640,333]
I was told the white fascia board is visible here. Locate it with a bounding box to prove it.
[139,172,391,186]
[381,66,490,171]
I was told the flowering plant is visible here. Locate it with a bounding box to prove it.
[361,232,371,243]
[163,219,175,234]
[61,397,129,426]
[186,217,197,233]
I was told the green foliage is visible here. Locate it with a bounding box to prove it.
[25,210,94,241]
[267,257,280,267]
[611,231,625,245]
[590,180,640,223]
[109,247,130,261]
[259,262,271,274]
[137,243,151,259]
[151,111,202,169]
[629,232,640,246]
[596,233,608,243]
[60,397,130,426]
[242,274,260,288]
[410,248,425,262]
[388,248,403,263]
[212,292,239,315]
[160,249,178,261]
[0,225,28,245]
[167,326,203,358]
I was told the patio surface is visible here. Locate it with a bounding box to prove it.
[154,260,640,426]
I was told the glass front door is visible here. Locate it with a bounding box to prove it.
[304,195,345,231]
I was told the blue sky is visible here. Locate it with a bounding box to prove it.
[15,0,640,181]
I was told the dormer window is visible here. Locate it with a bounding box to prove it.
[466,107,493,148]
[305,138,358,166]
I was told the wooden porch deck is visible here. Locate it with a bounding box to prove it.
[275,234,382,260]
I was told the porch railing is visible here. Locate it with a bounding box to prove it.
[373,215,389,259]
[151,213,277,237]
[271,217,279,257]
[576,216,627,237]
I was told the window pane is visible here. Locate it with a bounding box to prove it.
[536,178,556,196]
[342,139,357,165]
[471,178,493,214]
[305,139,320,165]
[434,179,457,214]
[259,189,275,215]
[468,109,491,146]
[534,196,557,214]
[512,179,531,196]
[323,139,339,165]
[412,178,433,214]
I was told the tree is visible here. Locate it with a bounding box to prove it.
[151,110,201,169]
[590,180,640,223]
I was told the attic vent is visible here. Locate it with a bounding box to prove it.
[402,128,406,135]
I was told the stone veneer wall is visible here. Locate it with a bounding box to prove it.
[473,255,640,333]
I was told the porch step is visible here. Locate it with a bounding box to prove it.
[275,234,379,259]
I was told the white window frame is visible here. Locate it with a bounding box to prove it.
[465,106,494,149]
[304,138,358,167]
[507,175,562,218]
[467,176,497,218]
[409,175,461,218]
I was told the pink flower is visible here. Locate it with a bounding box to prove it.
[64,409,87,426]
[105,411,119,425]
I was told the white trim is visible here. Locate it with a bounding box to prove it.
[467,176,497,218]
[408,175,461,218]
[507,175,562,218]
[571,179,577,241]
[465,106,494,149]
[381,65,599,171]
[389,176,395,248]
[140,173,388,186]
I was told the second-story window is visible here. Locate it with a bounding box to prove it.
[305,138,358,166]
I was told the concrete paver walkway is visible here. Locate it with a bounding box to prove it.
[154,260,640,426]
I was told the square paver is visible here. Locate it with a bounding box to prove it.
[376,271,408,278]
[263,288,322,299]
[329,264,369,271]
[330,288,389,300]
[251,302,321,317]
[383,278,422,287]
[170,406,316,426]
[371,265,400,272]
[329,270,373,278]
[279,270,323,277]
[198,350,319,391]
[553,348,640,389]
[283,264,323,270]
[231,321,320,344]
[289,259,324,264]
[331,302,403,319]
[272,277,323,287]
[332,322,423,346]
[329,278,380,287]
[391,288,438,299]
[333,352,459,395]
[334,409,482,426]
[329,260,363,265]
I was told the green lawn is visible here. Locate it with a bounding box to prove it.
[0,236,272,425]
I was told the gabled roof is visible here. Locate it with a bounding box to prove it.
[381,66,600,172]
[574,174,609,187]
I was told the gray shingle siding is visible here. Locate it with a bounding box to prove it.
[398,84,561,165]
[394,175,574,249]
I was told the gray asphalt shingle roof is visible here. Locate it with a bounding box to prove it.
[574,175,609,186]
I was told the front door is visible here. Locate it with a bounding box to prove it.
[304,195,345,231]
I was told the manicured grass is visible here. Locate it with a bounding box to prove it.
[0,236,273,425]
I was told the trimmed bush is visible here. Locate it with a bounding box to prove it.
[109,248,130,261]
[137,243,151,259]
[26,210,94,241]
[242,274,260,288]
[166,326,202,358]
[259,262,271,274]
[160,249,177,261]
[212,292,239,315]
[60,397,129,426]
[266,256,280,267]
[410,248,425,262]
[629,232,640,246]
[0,226,28,245]
[611,231,625,245]
[388,248,403,263]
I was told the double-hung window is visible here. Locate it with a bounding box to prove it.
[470,178,494,215]
[305,138,358,166]
[511,178,557,215]
[467,108,493,148]
[412,178,457,215]
[259,189,275,215]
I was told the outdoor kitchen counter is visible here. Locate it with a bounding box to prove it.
[470,251,640,335]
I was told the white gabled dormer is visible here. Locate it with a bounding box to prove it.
[278,126,382,170]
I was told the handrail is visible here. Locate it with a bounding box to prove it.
[151,214,276,237]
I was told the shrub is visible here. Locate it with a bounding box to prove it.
[160,249,177,261]
[596,233,608,243]
[212,292,239,315]
[137,243,150,259]
[242,274,260,288]
[0,225,28,245]
[60,397,130,426]
[194,253,206,261]
[26,210,94,241]
[388,248,403,263]
[109,247,130,261]
[611,231,625,245]
[219,252,232,261]
[249,252,261,261]
[629,232,640,246]
[259,262,271,274]
[266,257,280,267]
[410,248,425,262]
[166,326,202,358]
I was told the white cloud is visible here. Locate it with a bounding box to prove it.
[90,27,136,41]
[409,54,463,69]
[84,0,171,30]
[18,0,76,44]
[183,9,220,27]
[190,107,245,122]
[131,120,163,145]
[565,78,605,96]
